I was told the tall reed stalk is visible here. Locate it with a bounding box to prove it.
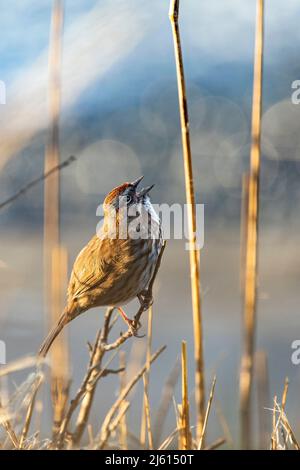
[44,0,69,428]
[239,0,264,449]
[169,0,205,441]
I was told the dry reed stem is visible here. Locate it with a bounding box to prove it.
[240,0,264,450]
[50,245,70,438]
[281,377,289,412]
[97,345,166,449]
[44,0,65,440]
[87,424,94,447]
[271,395,277,450]
[198,375,216,450]
[180,341,191,450]
[140,306,153,448]
[44,0,63,292]
[142,374,153,449]
[169,0,205,442]
[240,173,250,294]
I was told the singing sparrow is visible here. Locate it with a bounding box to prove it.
[39,176,163,357]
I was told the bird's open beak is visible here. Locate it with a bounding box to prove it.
[138,184,155,197]
[131,176,144,188]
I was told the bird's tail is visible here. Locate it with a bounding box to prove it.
[38,308,69,358]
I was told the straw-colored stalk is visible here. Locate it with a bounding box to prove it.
[142,374,153,449]
[240,173,249,294]
[44,0,63,265]
[239,0,264,449]
[50,245,70,438]
[179,341,192,450]
[169,0,205,441]
[43,0,67,433]
[140,306,153,448]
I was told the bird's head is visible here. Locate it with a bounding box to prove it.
[103,176,154,215]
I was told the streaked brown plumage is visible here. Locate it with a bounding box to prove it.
[39,177,163,357]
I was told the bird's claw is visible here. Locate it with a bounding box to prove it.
[129,319,145,338]
[138,291,154,312]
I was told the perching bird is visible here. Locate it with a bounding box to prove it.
[39,176,163,357]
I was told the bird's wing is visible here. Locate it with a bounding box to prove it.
[68,235,117,301]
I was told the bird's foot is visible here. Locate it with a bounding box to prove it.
[118,307,144,337]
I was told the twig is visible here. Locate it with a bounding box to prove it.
[240,0,264,450]
[0,156,75,212]
[169,0,205,441]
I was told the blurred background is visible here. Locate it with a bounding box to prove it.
[1,0,300,447]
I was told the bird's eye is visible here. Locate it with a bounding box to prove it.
[126,195,133,204]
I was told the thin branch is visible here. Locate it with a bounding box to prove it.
[0,155,76,211]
